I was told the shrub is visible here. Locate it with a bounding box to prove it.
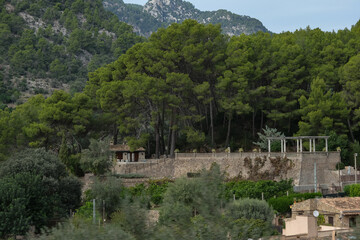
[90,176,125,218]
[336,162,345,170]
[225,198,274,224]
[80,138,113,175]
[159,164,224,224]
[224,179,293,200]
[344,184,360,197]
[111,201,148,239]
[0,148,82,237]
[229,218,273,240]
[147,179,171,206]
[31,221,135,240]
[73,201,101,224]
[268,192,322,214]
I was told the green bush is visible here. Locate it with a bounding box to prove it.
[31,221,135,240]
[111,201,148,239]
[344,184,360,197]
[336,162,345,170]
[90,177,125,218]
[267,196,293,215]
[147,179,171,206]
[0,148,82,237]
[224,179,293,200]
[268,192,322,214]
[229,218,274,240]
[80,138,113,175]
[225,198,274,223]
[159,164,225,225]
[317,214,325,225]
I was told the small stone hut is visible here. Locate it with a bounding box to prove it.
[110,143,145,162]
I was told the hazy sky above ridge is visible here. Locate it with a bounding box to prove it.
[124,0,360,33]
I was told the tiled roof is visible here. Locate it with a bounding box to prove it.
[320,197,360,211]
[109,144,145,152]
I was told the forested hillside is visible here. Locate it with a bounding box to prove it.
[103,0,269,37]
[1,19,360,170]
[85,20,360,162]
[0,0,143,107]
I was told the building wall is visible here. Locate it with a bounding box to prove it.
[113,152,340,187]
[291,198,355,228]
[283,216,317,237]
[299,152,339,186]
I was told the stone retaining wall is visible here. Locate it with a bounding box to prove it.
[113,152,340,187]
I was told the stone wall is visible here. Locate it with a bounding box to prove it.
[298,152,339,186]
[113,152,340,187]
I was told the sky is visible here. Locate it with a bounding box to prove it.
[123,0,360,33]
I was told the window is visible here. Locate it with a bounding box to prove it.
[328,216,333,226]
[350,217,357,227]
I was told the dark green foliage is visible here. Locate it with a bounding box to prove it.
[73,201,100,223]
[79,19,360,160]
[2,17,360,162]
[336,162,345,170]
[0,148,82,237]
[267,192,322,214]
[31,221,135,240]
[31,165,281,239]
[0,173,34,237]
[80,138,113,175]
[89,176,125,217]
[226,198,274,223]
[159,163,225,225]
[228,218,274,240]
[147,179,171,206]
[224,179,293,200]
[0,0,144,104]
[111,201,148,239]
[154,164,274,239]
[127,179,171,206]
[344,184,360,197]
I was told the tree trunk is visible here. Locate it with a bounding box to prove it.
[252,111,256,138]
[260,111,264,130]
[170,126,176,158]
[288,117,291,134]
[348,118,355,142]
[155,116,160,159]
[167,111,174,155]
[225,114,232,147]
[160,105,165,154]
[113,124,118,144]
[210,100,214,147]
[205,105,209,131]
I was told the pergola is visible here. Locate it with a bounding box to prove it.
[266,136,330,153]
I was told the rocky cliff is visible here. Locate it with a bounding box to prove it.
[103,0,270,37]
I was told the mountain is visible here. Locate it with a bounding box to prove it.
[0,0,143,107]
[103,0,270,37]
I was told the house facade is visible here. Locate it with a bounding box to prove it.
[291,197,360,228]
[110,143,146,162]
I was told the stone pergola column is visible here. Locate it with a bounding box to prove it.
[313,139,316,152]
[309,139,312,152]
[325,138,328,152]
[284,139,287,153]
[297,139,299,153]
[300,139,303,152]
[281,139,284,153]
[268,139,271,153]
